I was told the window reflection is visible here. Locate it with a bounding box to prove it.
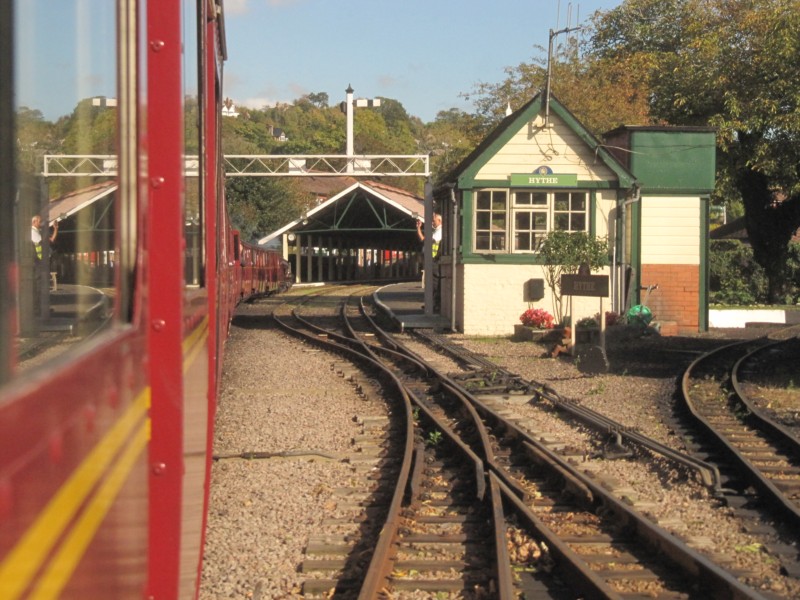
[11,1,118,374]
[184,0,203,287]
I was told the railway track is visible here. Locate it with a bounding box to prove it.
[275,288,508,597]
[351,295,772,599]
[676,329,800,576]
[270,286,797,597]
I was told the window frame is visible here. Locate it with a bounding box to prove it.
[0,1,14,383]
[472,187,591,255]
[474,188,508,252]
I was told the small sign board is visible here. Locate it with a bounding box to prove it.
[561,274,609,297]
[510,173,578,187]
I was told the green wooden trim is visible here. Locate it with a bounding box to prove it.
[461,254,546,265]
[639,187,716,196]
[589,190,597,238]
[461,190,475,254]
[576,180,622,190]
[459,179,510,189]
[699,196,709,331]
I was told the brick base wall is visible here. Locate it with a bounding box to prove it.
[639,264,700,334]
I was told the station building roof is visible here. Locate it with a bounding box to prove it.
[47,180,117,224]
[258,179,424,249]
[437,92,636,195]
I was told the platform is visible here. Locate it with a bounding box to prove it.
[41,284,110,333]
[373,281,452,331]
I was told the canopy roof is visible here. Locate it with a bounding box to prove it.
[259,180,424,248]
[47,180,117,224]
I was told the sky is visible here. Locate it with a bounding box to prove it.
[223,0,624,123]
[16,0,623,124]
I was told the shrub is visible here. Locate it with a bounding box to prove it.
[520,308,555,329]
[536,231,609,323]
[709,240,767,305]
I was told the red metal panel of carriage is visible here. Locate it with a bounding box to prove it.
[0,2,292,598]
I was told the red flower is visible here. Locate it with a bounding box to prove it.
[520,308,554,329]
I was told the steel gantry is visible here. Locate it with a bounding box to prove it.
[42,154,430,178]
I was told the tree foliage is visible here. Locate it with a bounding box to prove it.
[465,38,654,135]
[589,0,800,301]
[536,231,609,323]
[709,240,768,305]
[225,177,312,243]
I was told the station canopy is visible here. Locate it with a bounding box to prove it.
[47,180,117,225]
[258,179,424,248]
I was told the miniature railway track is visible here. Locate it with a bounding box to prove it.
[343,293,511,597]
[677,330,800,567]
[350,293,767,599]
[735,335,800,438]
[270,286,789,597]
[413,328,725,494]
[274,287,509,598]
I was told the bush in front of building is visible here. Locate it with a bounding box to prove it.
[709,240,769,305]
[537,231,609,323]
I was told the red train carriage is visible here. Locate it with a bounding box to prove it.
[0,1,287,598]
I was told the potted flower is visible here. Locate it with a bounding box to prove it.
[575,316,599,344]
[514,308,555,342]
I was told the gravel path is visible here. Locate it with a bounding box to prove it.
[200,301,386,599]
[200,292,798,598]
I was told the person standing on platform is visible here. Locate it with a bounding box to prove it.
[416,212,442,258]
[416,212,442,311]
[31,214,57,262]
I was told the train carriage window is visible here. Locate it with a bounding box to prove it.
[183,0,204,288]
[2,1,126,383]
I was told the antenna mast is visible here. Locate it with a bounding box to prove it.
[545,4,582,127]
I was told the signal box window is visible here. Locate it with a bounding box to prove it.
[475,190,507,251]
[473,188,589,255]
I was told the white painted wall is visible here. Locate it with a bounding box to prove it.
[641,196,701,265]
[709,309,787,328]
[475,114,617,183]
[459,263,611,336]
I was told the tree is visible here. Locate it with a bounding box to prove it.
[16,107,58,177]
[225,177,310,243]
[423,108,484,185]
[536,231,609,323]
[464,35,654,136]
[305,92,329,108]
[589,0,800,301]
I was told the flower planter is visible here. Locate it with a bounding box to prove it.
[575,326,600,344]
[513,324,549,342]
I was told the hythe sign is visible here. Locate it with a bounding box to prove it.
[510,173,578,187]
